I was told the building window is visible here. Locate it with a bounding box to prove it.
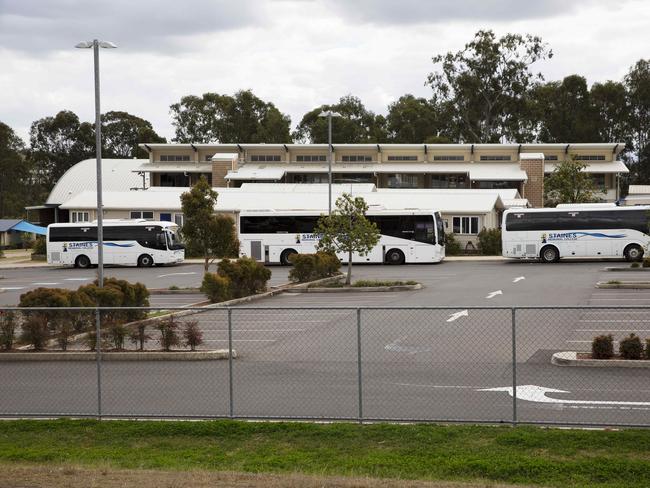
[71,211,89,223]
[334,173,374,183]
[453,216,479,235]
[479,155,511,161]
[130,211,154,220]
[592,174,606,190]
[341,155,372,162]
[475,181,521,189]
[433,155,464,161]
[386,174,419,188]
[291,173,329,183]
[160,155,191,162]
[160,173,190,187]
[544,154,558,161]
[573,155,606,161]
[250,155,281,162]
[429,174,467,189]
[296,155,327,162]
[174,214,184,227]
[387,155,418,161]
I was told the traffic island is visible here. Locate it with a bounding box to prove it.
[595,281,650,289]
[0,349,236,361]
[603,266,650,272]
[552,351,650,368]
[289,279,423,293]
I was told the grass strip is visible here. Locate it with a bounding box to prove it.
[0,420,649,488]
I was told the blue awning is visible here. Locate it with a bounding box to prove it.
[12,221,47,235]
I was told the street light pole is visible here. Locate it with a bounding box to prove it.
[318,110,342,215]
[76,39,116,288]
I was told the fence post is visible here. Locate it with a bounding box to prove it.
[511,307,517,426]
[228,308,234,419]
[95,308,102,419]
[356,308,363,424]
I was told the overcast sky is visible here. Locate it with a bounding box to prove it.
[1,0,648,143]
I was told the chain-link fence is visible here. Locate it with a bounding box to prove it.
[0,306,649,426]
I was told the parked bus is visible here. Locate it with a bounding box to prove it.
[47,220,185,268]
[502,204,650,262]
[238,209,445,265]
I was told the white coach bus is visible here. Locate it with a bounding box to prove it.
[47,220,185,268]
[238,209,445,265]
[502,204,650,262]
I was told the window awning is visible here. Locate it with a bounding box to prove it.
[134,163,213,173]
[226,166,286,181]
[468,164,528,181]
[544,161,629,174]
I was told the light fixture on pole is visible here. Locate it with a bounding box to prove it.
[318,110,342,215]
[76,39,116,420]
[75,39,117,289]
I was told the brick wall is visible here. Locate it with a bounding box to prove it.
[520,158,544,208]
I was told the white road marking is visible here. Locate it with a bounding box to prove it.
[157,272,197,278]
[590,298,650,301]
[479,384,650,407]
[384,336,431,354]
[389,383,481,389]
[447,310,469,322]
[578,319,650,323]
[32,282,60,286]
[485,290,503,299]
[64,278,92,281]
[513,276,525,283]
[0,286,25,291]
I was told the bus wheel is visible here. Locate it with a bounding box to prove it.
[138,254,154,267]
[385,248,405,265]
[75,255,91,269]
[280,249,297,266]
[540,245,559,263]
[624,244,643,262]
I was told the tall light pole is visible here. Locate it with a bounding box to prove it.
[318,110,341,214]
[75,39,116,420]
[75,40,117,288]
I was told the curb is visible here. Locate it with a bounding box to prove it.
[596,281,650,289]
[603,267,650,272]
[287,283,422,293]
[552,351,650,368]
[0,349,236,362]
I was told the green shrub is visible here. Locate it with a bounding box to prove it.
[201,273,232,303]
[643,257,650,268]
[592,334,614,359]
[352,280,418,287]
[0,311,17,351]
[20,316,49,351]
[631,261,641,268]
[21,233,35,249]
[32,236,46,255]
[288,252,341,283]
[619,333,643,359]
[55,322,74,351]
[129,324,151,351]
[477,228,502,255]
[646,339,650,360]
[445,233,462,256]
[182,320,203,351]
[217,257,271,298]
[107,322,129,350]
[157,315,180,351]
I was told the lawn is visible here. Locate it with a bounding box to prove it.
[0,420,649,487]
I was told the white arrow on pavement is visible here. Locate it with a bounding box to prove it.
[513,276,525,283]
[446,310,469,322]
[0,286,25,291]
[157,272,197,278]
[485,290,503,299]
[478,384,650,407]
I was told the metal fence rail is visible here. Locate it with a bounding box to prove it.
[0,306,649,427]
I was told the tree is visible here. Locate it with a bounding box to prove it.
[625,59,650,182]
[426,30,552,143]
[180,176,239,271]
[590,81,630,144]
[315,194,380,285]
[385,95,451,143]
[170,90,291,143]
[0,122,31,218]
[544,158,599,205]
[101,111,166,159]
[530,75,600,142]
[28,110,94,190]
[293,95,388,143]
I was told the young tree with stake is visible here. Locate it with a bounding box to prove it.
[315,194,380,285]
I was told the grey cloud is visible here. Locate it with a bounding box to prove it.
[326,0,619,25]
[0,0,260,54]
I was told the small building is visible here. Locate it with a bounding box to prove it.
[623,185,650,206]
[0,219,47,249]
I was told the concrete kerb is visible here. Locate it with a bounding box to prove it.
[0,350,235,361]
[552,351,650,368]
[603,267,650,272]
[596,281,650,289]
[149,288,202,295]
[288,283,422,293]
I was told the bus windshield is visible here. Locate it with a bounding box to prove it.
[166,229,184,250]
